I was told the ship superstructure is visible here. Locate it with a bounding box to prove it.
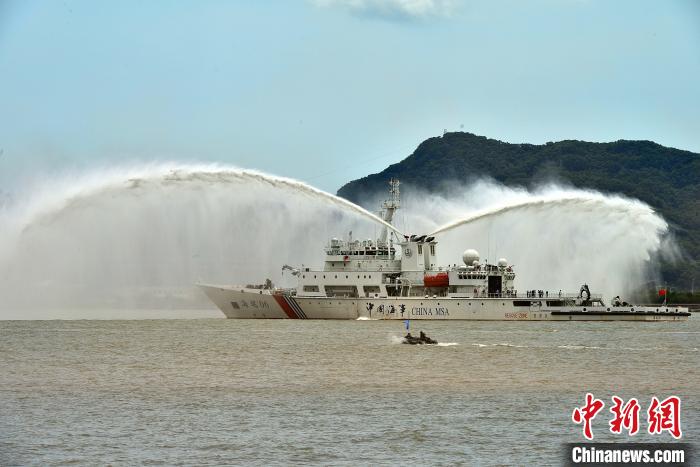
[199,179,690,321]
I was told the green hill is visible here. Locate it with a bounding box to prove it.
[337,132,700,290]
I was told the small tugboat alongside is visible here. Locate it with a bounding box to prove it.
[199,179,690,321]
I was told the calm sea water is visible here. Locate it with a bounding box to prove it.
[1,317,698,466]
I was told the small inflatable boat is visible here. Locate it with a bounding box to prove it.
[402,332,438,345]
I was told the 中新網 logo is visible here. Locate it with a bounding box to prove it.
[571,393,682,440]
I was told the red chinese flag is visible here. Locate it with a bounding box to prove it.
[658,289,666,296]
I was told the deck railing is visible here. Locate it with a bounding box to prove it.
[483,292,603,300]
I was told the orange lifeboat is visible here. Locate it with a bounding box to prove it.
[423,272,449,288]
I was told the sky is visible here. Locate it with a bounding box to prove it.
[0,0,698,193]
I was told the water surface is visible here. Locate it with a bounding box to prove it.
[1,318,698,465]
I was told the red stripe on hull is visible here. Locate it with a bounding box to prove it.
[273,294,299,319]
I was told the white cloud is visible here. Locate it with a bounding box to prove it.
[312,0,457,19]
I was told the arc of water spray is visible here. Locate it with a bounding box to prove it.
[429,193,666,236]
[164,168,405,236]
[18,165,404,236]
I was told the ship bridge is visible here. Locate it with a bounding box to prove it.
[324,237,397,264]
[296,235,402,298]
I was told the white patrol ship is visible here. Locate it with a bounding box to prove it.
[199,179,690,321]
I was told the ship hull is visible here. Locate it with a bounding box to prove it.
[199,285,690,321]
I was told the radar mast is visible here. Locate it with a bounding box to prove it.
[379,178,400,244]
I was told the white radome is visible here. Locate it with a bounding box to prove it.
[498,258,508,267]
[462,249,480,266]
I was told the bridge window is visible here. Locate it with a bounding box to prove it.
[430,245,435,255]
[417,244,423,255]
